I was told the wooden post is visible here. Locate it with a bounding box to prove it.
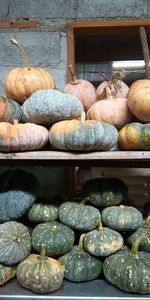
[139,26,150,79]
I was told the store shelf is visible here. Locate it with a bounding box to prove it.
[1,278,150,300]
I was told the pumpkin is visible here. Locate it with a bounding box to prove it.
[17,244,64,294]
[102,205,143,231]
[0,221,31,265]
[103,237,150,294]
[0,169,38,223]
[49,112,118,151]
[127,79,150,122]
[0,120,48,152]
[32,221,75,256]
[58,200,101,231]
[5,39,55,104]
[82,178,128,207]
[0,264,16,286]
[22,89,83,125]
[26,203,58,223]
[118,122,150,150]
[0,96,22,123]
[83,220,124,257]
[63,65,96,112]
[127,216,150,252]
[87,86,133,130]
[58,234,102,282]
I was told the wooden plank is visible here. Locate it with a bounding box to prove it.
[69,19,150,29]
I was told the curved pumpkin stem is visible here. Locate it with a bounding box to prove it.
[69,64,79,85]
[77,234,86,251]
[80,197,89,204]
[11,38,30,69]
[130,236,150,256]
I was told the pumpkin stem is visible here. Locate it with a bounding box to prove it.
[96,219,103,230]
[105,86,113,99]
[69,64,79,85]
[80,197,89,204]
[11,38,30,70]
[13,119,19,125]
[77,234,86,251]
[40,244,46,256]
[130,237,150,256]
[81,111,86,123]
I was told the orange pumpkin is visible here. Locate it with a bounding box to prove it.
[5,39,56,104]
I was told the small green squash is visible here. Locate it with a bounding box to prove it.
[58,234,102,282]
[103,237,150,294]
[82,178,128,207]
[32,221,75,256]
[127,217,150,252]
[0,221,31,265]
[26,203,58,223]
[0,96,22,123]
[0,264,16,286]
[17,244,64,294]
[58,200,101,231]
[102,205,143,231]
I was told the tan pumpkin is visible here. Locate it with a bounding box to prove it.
[87,86,133,130]
[0,120,48,152]
[5,39,56,104]
[63,65,96,112]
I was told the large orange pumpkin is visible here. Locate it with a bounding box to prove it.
[5,39,56,104]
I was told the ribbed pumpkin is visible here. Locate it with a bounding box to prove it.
[0,264,16,286]
[49,112,118,151]
[127,217,150,252]
[103,237,150,294]
[32,221,75,256]
[82,178,128,207]
[58,200,101,231]
[63,65,96,112]
[0,169,38,223]
[58,234,102,282]
[26,203,58,223]
[0,120,48,152]
[0,96,22,123]
[102,205,143,231]
[17,245,64,294]
[118,122,150,150]
[83,220,124,257]
[0,221,31,265]
[5,39,55,104]
[22,89,83,125]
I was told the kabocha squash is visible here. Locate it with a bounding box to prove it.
[32,221,75,256]
[58,234,102,282]
[0,96,22,123]
[0,169,38,222]
[58,200,101,231]
[103,237,150,294]
[0,264,16,286]
[0,120,48,152]
[127,217,150,252]
[0,221,31,265]
[5,39,55,104]
[17,244,64,294]
[118,122,150,150]
[82,178,128,207]
[22,89,83,125]
[26,203,58,223]
[102,205,143,231]
[63,65,96,112]
[49,112,118,151]
[83,220,124,257]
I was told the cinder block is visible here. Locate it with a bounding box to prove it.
[0,0,9,19]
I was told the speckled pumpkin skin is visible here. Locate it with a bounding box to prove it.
[49,119,118,151]
[32,221,75,256]
[27,203,58,223]
[0,96,22,123]
[0,264,16,286]
[118,122,150,150]
[102,205,143,231]
[59,201,101,231]
[17,253,64,294]
[58,245,102,282]
[0,221,31,265]
[22,89,83,125]
[127,224,150,252]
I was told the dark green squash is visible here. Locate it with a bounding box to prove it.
[0,96,22,123]
[82,178,128,207]
[127,217,150,252]
[32,221,75,256]
[26,203,58,223]
[58,234,102,282]
[58,200,101,231]
[0,264,16,286]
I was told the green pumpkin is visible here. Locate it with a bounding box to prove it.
[17,245,64,294]
[58,234,102,282]
[0,169,39,223]
[0,264,16,286]
[32,221,75,256]
[22,89,83,125]
[82,178,128,207]
[127,217,150,252]
[0,96,22,123]
[103,237,150,294]
[83,221,124,257]
[26,203,58,223]
[0,221,31,265]
[102,205,143,231]
[58,200,101,231]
